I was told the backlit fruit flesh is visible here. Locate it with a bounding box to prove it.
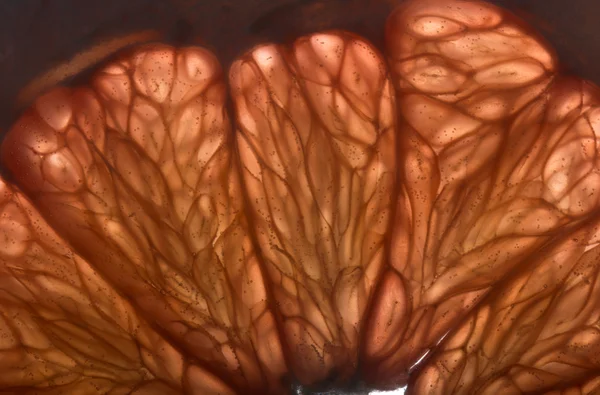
[1,0,600,394]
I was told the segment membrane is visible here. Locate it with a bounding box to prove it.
[2,44,284,394]
[0,177,238,394]
[230,32,397,385]
[410,80,600,395]
[376,0,600,391]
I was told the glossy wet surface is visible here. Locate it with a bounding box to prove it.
[1,0,600,394]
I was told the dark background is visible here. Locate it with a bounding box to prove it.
[0,1,596,393]
[0,0,597,130]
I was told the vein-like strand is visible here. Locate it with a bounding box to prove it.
[0,177,238,394]
[230,32,397,384]
[411,80,600,395]
[2,44,285,394]
[373,0,600,390]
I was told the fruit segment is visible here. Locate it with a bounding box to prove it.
[409,79,600,395]
[230,32,397,385]
[0,177,239,395]
[371,0,597,384]
[4,0,600,393]
[1,44,285,394]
